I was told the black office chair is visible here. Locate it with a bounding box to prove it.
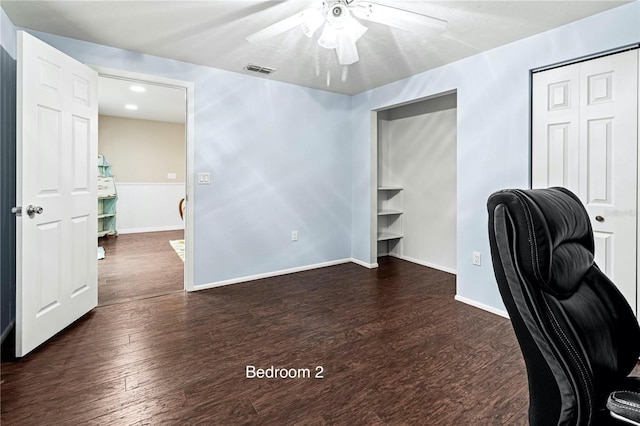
[487,187,640,425]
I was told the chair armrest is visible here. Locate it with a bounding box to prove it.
[608,391,640,425]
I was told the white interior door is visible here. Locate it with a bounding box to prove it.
[16,31,98,356]
[532,49,639,314]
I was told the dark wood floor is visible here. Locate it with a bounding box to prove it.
[1,257,529,424]
[98,230,184,306]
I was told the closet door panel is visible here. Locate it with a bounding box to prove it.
[532,49,639,314]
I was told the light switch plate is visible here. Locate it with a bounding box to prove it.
[198,172,211,185]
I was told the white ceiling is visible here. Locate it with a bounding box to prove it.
[98,77,186,123]
[2,0,632,96]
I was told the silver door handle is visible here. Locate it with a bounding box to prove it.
[25,205,43,218]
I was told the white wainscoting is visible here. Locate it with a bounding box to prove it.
[115,182,185,234]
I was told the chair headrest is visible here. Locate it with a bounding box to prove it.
[488,187,594,297]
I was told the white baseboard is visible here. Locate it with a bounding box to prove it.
[193,258,354,292]
[350,258,379,269]
[455,295,509,319]
[389,253,457,275]
[118,225,184,235]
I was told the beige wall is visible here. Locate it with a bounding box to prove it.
[98,115,185,183]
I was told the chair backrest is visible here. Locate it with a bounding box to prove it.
[487,187,640,425]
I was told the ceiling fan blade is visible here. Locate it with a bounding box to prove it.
[351,2,447,37]
[300,9,325,38]
[246,9,311,43]
[335,32,359,66]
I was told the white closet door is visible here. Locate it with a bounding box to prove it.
[532,62,580,190]
[532,49,639,314]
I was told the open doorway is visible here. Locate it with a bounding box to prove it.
[96,74,188,305]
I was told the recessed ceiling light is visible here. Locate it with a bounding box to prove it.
[125,104,138,110]
[130,85,146,93]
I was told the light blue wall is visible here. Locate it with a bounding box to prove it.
[351,1,640,312]
[4,1,640,312]
[24,30,353,287]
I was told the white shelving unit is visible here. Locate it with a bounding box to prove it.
[376,112,404,257]
[98,154,117,238]
[377,186,403,256]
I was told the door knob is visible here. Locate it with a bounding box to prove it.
[25,205,43,218]
[595,215,605,222]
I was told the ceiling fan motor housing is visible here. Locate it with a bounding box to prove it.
[327,3,350,28]
[324,0,353,18]
[247,0,447,67]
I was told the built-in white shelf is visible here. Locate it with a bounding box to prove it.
[377,232,403,241]
[378,209,403,216]
[377,185,403,253]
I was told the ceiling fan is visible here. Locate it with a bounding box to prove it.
[246,0,448,66]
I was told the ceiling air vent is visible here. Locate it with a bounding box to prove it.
[245,64,277,75]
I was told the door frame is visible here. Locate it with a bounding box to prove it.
[92,66,195,292]
[368,90,458,268]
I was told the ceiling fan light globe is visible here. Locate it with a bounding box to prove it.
[317,23,338,49]
[335,32,359,65]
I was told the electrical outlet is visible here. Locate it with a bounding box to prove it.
[473,251,481,266]
[292,230,298,242]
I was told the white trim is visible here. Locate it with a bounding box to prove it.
[117,225,184,235]
[370,111,379,265]
[116,182,185,186]
[455,295,510,319]
[91,66,195,293]
[193,259,354,292]
[350,258,379,269]
[389,254,457,275]
[531,43,640,74]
